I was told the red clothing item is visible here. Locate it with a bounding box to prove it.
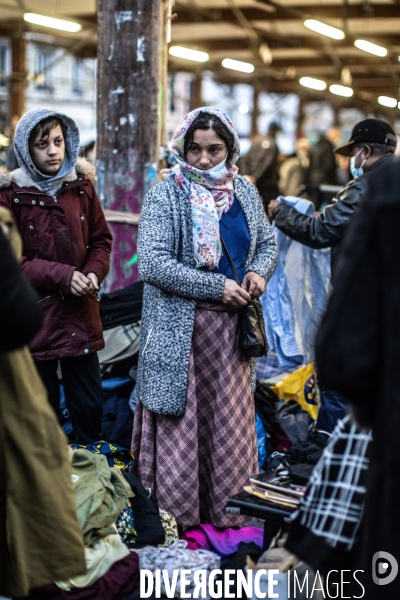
[0,168,112,360]
[28,551,140,600]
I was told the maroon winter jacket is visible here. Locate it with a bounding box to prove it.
[0,159,112,361]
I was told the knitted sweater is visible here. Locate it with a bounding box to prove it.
[137,173,279,416]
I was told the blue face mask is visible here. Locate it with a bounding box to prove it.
[350,147,366,179]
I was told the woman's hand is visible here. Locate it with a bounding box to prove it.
[222,278,251,308]
[241,271,266,299]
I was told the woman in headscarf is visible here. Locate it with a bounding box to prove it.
[132,107,279,526]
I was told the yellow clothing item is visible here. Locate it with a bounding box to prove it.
[271,363,319,420]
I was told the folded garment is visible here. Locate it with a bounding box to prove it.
[98,323,140,365]
[135,540,219,600]
[56,533,130,590]
[275,400,313,444]
[116,505,137,545]
[159,508,179,547]
[182,525,264,558]
[102,392,134,450]
[69,441,135,470]
[99,281,143,330]
[68,449,131,546]
[28,550,139,600]
[121,471,165,547]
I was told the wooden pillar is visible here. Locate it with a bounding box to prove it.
[10,37,25,124]
[190,71,203,112]
[332,104,340,127]
[158,0,170,150]
[251,83,260,139]
[96,0,162,292]
[296,95,306,138]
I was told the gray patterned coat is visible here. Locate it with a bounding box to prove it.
[137,173,279,416]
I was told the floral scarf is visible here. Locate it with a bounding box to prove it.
[164,107,240,269]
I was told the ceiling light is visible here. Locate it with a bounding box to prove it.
[24,13,82,32]
[329,84,353,97]
[222,58,255,74]
[238,104,249,114]
[304,19,345,40]
[169,46,209,62]
[378,96,397,108]
[259,43,272,65]
[341,67,352,86]
[354,39,387,57]
[299,76,327,91]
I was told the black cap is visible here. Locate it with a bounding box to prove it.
[335,118,397,156]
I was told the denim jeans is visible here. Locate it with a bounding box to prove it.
[316,388,348,433]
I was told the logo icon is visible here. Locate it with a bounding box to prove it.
[372,552,398,585]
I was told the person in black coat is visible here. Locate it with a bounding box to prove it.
[315,156,400,599]
[268,119,396,287]
[268,119,397,433]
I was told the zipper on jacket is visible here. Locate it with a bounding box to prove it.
[38,295,51,303]
[15,190,62,200]
[59,291,65,300]
[14,185,83,202]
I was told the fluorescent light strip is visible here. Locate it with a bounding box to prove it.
[304,19,345,41]
[24,13,82,33]
[222,58,254,74]
[299,76,327,91]
[378,96,397,108]
[169,46,209,63]
[329,84,353,97]
[354,39,387,57]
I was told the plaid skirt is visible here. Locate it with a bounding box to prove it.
[131,301,258,526]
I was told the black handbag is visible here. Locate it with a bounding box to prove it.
[220,237,269,358]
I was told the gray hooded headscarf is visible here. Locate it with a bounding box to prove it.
[14,108,80,196]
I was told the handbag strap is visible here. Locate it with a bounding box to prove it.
[220,236,241,286]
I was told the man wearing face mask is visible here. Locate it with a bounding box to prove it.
[268,119,396,433]
[268,119,397,288]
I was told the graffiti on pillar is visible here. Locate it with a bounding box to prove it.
[103,149,143,293]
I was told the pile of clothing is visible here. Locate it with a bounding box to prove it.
[98,281,144,448]
[25,446,227,600]
[28,448,139,599]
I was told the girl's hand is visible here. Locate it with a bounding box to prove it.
[86,272,99,293]
[71,271,91,296]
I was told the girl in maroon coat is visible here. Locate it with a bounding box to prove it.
[0,108,112,444]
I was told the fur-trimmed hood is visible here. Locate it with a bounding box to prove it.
[0,157,95,192]
[13,108,81,196]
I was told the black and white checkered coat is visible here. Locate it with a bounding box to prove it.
[136,173,279,416]
[292,415,372,551]
[285,415,372,576]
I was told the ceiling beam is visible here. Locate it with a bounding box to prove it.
[174,3,400,23]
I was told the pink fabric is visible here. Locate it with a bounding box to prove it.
[182,525,264,557]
